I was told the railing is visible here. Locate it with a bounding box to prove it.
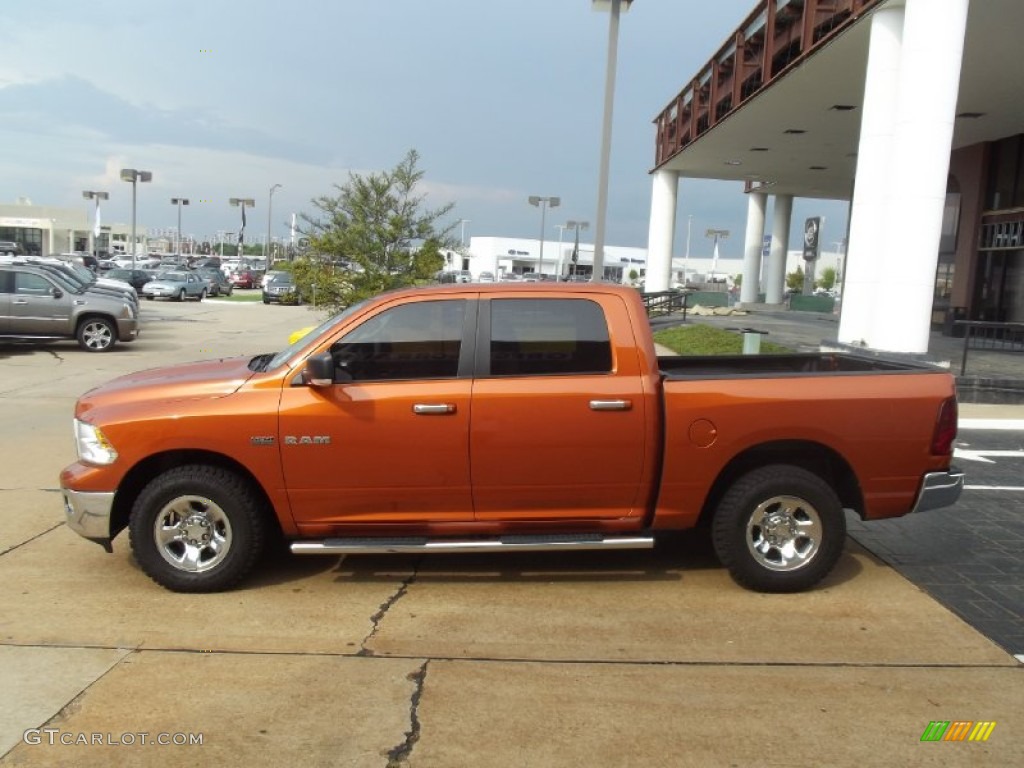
[653,0,882,169]
[642,290,690,319]
[956,321,1024,375]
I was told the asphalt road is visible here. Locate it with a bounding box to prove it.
[0,298,1020,767]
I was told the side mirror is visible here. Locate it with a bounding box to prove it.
[51,287,63,299]
[302,351,346,387]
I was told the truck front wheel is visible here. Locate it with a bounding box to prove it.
[129,465,267,592]
[712,464,846,593]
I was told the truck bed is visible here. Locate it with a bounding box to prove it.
[659,352,941,379]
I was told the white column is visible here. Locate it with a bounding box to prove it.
[870,0,969,353]
[739,191,767,304]
[838,5,905,346]
[765,194,792,304]
[645,169,678,292]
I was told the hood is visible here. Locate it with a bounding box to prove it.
[77,356,259,418]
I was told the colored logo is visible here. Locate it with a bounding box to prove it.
[920,721,996,742]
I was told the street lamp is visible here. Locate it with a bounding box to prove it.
[590,0,633,282]
[566,220,590,278]
[706,228,729,280]
[265,184,282,261]
[554,224,568,280]
[528,196,560,276]
[119,169,152,269]
[171,197,189,260]
[457,218,470,247]
[229,198,255,258]
[82,190,108,257]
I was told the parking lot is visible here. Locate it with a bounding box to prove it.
[0,300,1021,767]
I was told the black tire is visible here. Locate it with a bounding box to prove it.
[76,316,117,352]
[128,465,268,592]
[197,289,206,302]
[711,464,846,593]
[177,288,186,301]
[226,285,233,296]
[262,298,270,304]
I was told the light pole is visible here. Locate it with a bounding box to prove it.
[82,190,108,258]
[265,184,282,261]
[567,220,589,278]
[684,214,693,285]
[528,196,560,276]
[457,218,470,247]
[229,198,255,259]
[706,228,730,281]
[554,224,568,280]
[119,169,152,269]
[591,0,633,283]
[171,197,189,260]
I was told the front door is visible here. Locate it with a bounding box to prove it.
[279,297,475,529]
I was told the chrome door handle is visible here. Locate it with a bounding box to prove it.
[13,299,28,305]
[413,404,456,415]
[589,400,632,411]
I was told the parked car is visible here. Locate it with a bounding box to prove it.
[140,270,207,301]
[478,271,495,283]
[0,262,139,351]
[58,283,962,592]
[262,272,301,304]
[230,267,262,289]
[106,268,155,293]
[0,240,23,256]
[196,268,233,296]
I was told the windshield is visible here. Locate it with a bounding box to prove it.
[262,299,370,372]
[161,272,189,281]
[68,263,98,283]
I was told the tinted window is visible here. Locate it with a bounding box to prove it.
[15,272,54,296]
[489,298,612,376]
[331,300,466,381]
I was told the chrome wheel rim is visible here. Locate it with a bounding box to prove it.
[746,495,823,572]
[153,495,232,573]
[82,322,113,350]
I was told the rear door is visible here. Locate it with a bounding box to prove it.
[470,294,652,521]
[0,270,11,332]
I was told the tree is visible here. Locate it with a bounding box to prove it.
[786,265,804,291]
[817,266,837,290]
[297,150,457,312]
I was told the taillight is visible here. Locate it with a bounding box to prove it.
[930,396,958,456]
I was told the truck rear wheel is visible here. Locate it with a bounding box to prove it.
[129,465,267,592]
[712,464,846,593]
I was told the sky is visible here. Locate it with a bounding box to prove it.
[0,0,849,259]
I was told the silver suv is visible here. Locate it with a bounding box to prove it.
[0,263,140,352]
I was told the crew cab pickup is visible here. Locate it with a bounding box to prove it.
[60,284,963,593]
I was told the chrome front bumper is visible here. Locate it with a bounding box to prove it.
[911,467,965,514]
[62,488,115,551]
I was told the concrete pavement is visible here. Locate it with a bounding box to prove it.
[1,298,1021,767]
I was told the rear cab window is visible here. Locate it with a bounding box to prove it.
[487,298,612,376]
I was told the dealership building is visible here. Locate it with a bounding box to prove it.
[644,0,1023,354]
[0,200,148,257]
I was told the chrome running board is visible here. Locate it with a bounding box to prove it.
[291,533,655,556]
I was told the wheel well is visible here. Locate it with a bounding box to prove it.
[110,450,280,540]
[696,440,863,527]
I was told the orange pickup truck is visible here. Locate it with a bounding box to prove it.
[60,283,963,593]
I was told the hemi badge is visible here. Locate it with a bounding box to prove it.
[250,436,276,446]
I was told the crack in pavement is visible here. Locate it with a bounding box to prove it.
[385,660,429,767]
[0,521,65,557]
[358,562,420,657]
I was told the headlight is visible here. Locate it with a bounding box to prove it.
[74,419,118,465]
